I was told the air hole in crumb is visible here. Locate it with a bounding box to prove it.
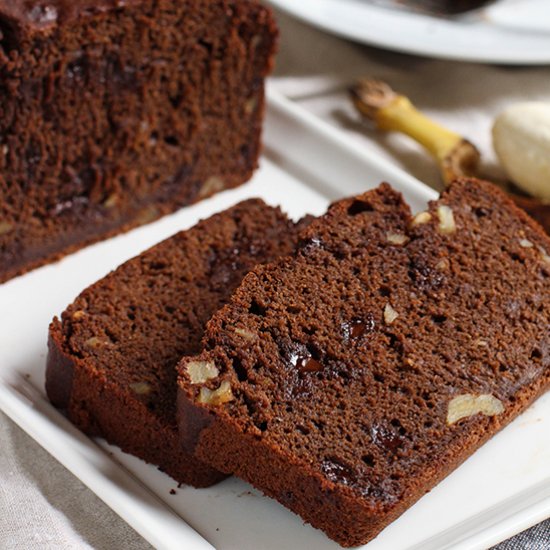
[362,454,375,467]
[347,199,374,216]
[305,343,321,361]
[198,38,213,54]
[164,135,179,147]
[0,21,18,53]
[232,357,248,382]
[388,333,403,353]
[392,421,407,436]
[169,94,182,109]
[474,206,489,218]
[258,421,268,432]
[432,314,447,324]
[378,286,391,297]
[296,425,309,435]
[530,348,543,360]
[249,299,266,316]
[374,372,385,383]
[312,419,325,431]
[333,249,346,261]
[499,364,508,372]
[105,330,118,344]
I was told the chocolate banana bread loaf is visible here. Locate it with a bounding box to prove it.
[46,199,305,487]
[177,181,550,544]
[0,0,277,283]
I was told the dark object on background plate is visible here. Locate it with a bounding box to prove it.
[46,199,305,487]
[0,0,277,284]
[177,181,550,546]
[372,0,494,15]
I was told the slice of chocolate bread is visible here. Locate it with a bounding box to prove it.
[177,181,550,544]
[46,199,305,487]
[0,0,277,283]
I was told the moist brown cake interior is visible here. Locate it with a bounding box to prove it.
[46,199,305,487]
[177,180,550,545]
[0,0,277,283]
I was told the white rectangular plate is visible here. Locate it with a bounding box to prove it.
[0,86,548,550]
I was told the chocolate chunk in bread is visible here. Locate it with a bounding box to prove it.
[177,181,550,544]
[46,199,303,487]
[0,0,277,283]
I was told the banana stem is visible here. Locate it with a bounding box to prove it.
[349,78,550,234]
[349,78,480,186]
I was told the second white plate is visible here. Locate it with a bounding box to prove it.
[268,0,550,65]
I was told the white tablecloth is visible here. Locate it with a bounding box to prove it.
[1,6,548,549]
